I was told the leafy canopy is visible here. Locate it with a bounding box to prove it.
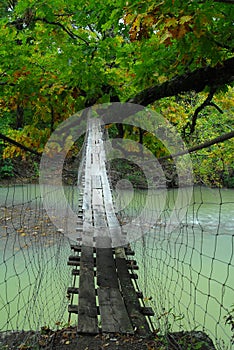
[0,0,233,180]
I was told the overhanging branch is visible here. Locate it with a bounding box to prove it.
[184,88,224,135]
[158,130,234,161]
[0,133,41,157]
[190,90,216,134]
[128,57,234,106]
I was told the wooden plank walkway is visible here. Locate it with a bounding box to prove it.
[67,118,154,335]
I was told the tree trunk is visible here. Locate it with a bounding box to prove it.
[16,105,24,129]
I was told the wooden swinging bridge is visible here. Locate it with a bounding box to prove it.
[66,118,154,336]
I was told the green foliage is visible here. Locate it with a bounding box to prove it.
[0,0,233,186]
[110,158,148,188]
[0,158,14,178]
[3,126,50,159]
[153,88,234,187]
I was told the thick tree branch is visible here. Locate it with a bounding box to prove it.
[0,133,41,157]
[192,91,214,132]
[158,130,234,161]
[158,131,234,161]
[209,102,223,113]
[128,57,234,106]
[185,89,224,135]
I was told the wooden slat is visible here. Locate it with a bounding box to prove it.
[70,244,82,252]
[127,259,139,270]
[93,210,107,232]
[136,291,143,299]
[96,237,133,333]
[141,307,155,316]
[68,260,80,266]
[98,288,133,334]
[82,132,94,247]
[82,210,94,246]
[72,269,98,277]
[69,255,80,261]
[92,175,102,189]
[68,305,78,314]
[96,237,118,288]
[67,287,79,294]
[92,185,108,242]
[129,272,138,279]
[77,246,98,334]
[92,189,103,208]
[115,257,151,337]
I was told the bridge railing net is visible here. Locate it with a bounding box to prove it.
[114,150,233,350]
[0,182,74,343]
[0,131,88,346]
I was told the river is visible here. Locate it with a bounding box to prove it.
[116,186,234,349]
[0,184,233,349]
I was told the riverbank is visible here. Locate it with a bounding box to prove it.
[1,156,233,189]
[0,328,216,350]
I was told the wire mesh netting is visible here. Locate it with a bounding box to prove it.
[0,183,73,345]
[117,186,233,350]
[0,137,233,349]
[113,145,234,349]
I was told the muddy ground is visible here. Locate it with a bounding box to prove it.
[0,328,217,350]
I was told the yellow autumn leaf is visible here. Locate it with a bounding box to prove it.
[179,15,192,25]
[160,31,172,44]
[17,228,24,233]
[165,18,178,27]
[133,15,141,32]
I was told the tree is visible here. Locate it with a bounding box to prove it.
[0,0,233,160]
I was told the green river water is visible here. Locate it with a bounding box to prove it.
[0,185,233,349]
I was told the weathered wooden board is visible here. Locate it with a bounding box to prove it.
[96,238,118,287]
[77,246,98,334]
[115,257,151,337]
[92,186,108,240]
[70,244,82,252]
[92,188,103,208]
[93,210,107,230]
[98,287,133,334]
[92,153,100,166]
[92,175,102,189]
[67,287,79,294]
[96,236,133,334]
